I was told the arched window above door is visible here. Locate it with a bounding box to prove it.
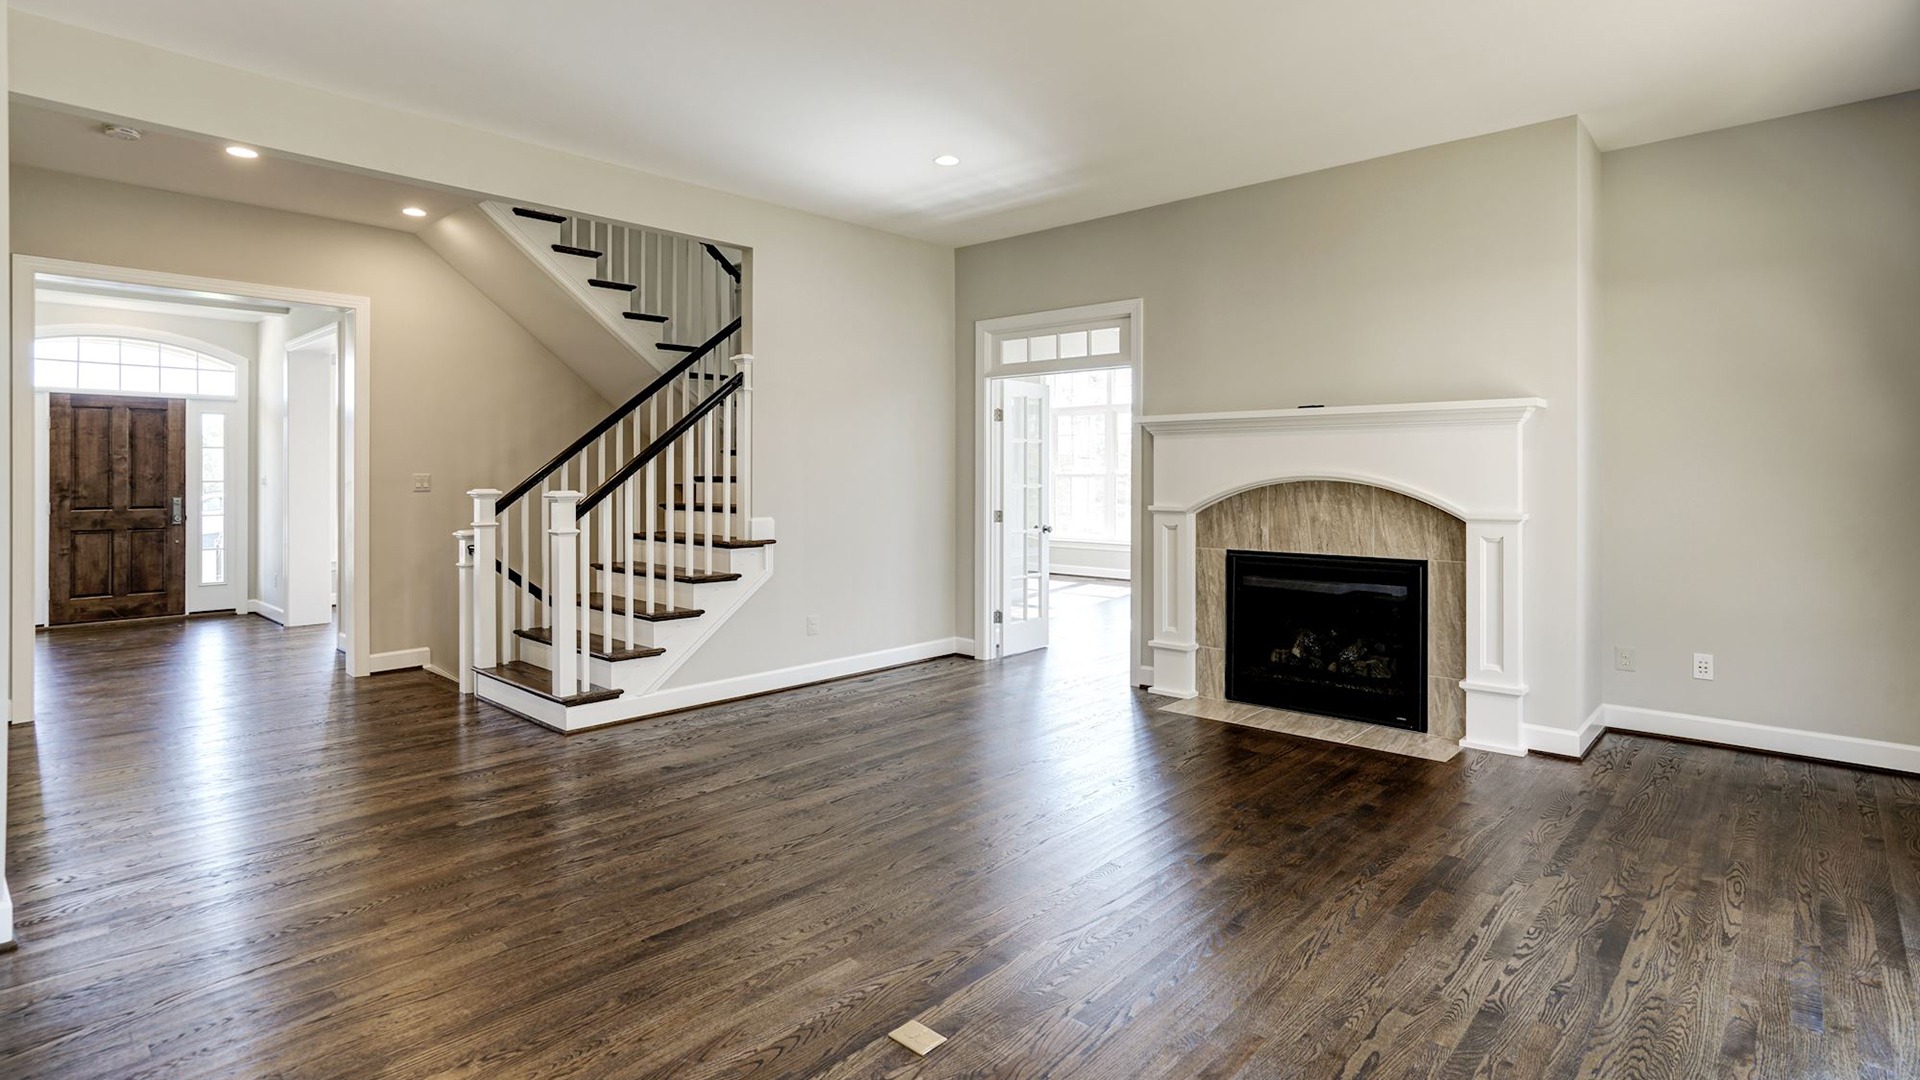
[34,335,238,398]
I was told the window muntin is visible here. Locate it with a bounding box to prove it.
[34,336,238,398]
[999,322,1125,366]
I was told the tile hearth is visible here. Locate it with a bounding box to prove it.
[1160,696,1461,762]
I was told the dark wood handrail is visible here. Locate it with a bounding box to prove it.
[701,243,742,282]
[494,316,741,514]
[577,372,744,518]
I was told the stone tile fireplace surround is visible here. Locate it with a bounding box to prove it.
[1140,399,1543,755]
[1196,481,1467,740]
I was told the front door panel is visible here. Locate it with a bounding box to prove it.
[49,393,187,624]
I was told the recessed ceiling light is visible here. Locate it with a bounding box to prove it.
[402,207,428,218]
[225,145,259,159]
[933,154,961,167]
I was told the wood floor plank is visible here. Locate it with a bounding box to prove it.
[2,603,1913,1079]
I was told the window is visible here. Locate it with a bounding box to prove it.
[999,323,1124,366]
[200,413,227,585]
[1046,367,1131,544]
[34,336,237,398]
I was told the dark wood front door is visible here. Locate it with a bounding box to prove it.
[49,394,187,624]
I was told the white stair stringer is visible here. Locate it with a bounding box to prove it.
[475,535,774,732]
[479,201,673,377]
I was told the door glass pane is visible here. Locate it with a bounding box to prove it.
[200,414,226,585]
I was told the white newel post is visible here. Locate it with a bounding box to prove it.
[468,489,503,672]
[453,529,476,694]
[733,353,754,527]
[547,490,583,698]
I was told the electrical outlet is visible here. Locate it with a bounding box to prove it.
[412,473,432,493]
[805,615,820,637]
[1614,647,1635,672]
[1693,652,1715,680]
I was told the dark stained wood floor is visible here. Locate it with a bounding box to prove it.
[4,597,1917,1078]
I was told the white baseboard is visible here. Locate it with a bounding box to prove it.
[248,599,287,624]
[1052,563,1129,581]
[0,877,13,949]
[622,637,967,722]
[422,663,458,684]
[1601,704,1920,775]
[953,637,979,659]
[368,647,431,673]
[1524,705,1607,758]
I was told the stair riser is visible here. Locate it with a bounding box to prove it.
[626,541,768,574]
[590,570,735,597]
[658,509,748,534]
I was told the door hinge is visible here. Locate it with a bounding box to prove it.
[993,509,1003,523]
[993,610,1004,624]
[994,407,1004,422]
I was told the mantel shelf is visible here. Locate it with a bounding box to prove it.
[1138,398,1546,436]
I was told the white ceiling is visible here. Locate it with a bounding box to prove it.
[10,103,473,234]
[15,1,1920,246]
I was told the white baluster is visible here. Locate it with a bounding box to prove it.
[468,488,503,672]
[546,490,581,698]
[520,493,532,630]
[499,503,513,662]
[454,529,475,694]
[722,379,736,543]
[622,479,636,647]
[664,435,677,613]
[703,399,716,576]
[578,501,592,688]
[682,401,695,592]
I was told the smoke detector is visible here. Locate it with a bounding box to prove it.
[101,125,144,141]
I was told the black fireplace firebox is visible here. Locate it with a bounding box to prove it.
[1224,551,1428,732]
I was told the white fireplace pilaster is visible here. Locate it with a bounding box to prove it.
[1139,399,1544,756]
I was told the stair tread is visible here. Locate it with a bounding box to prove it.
[552,243,602,259]
[589,563,742,584]
[477,660,621,705]
[623,311,669,323]
[658,343,699,353]
[587,593,704,620]
[512,207,567,223]
[589,278,638,292]
[663,502,741,512]
[515,627,664,662]
[639,531,775,549]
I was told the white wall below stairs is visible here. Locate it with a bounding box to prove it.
[12,15,961,695]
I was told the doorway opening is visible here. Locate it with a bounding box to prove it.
[11,259,373,724]
[974,301,1143,681]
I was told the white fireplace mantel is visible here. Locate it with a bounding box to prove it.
[1139,398,1545,756]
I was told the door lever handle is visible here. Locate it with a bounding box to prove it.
[1040,525,1053,533]
[172,496,184,525]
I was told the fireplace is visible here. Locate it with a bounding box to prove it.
[1225,550,1428,731]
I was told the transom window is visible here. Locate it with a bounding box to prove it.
[34,336,238,398]
[1000,323,1124,366]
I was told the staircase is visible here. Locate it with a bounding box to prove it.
[454,205,769,733]
[481,201,743,380]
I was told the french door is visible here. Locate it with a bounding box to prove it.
[996,378,1051,655]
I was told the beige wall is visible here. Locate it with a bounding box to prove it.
[12,166,615,668]
[11,15,959,692]
[956,119,1592,730]
[1598,93,1920,743]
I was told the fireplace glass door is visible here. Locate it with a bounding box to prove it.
[1225,551,1427,731]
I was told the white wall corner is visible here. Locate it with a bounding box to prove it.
[368,647,433,673]
[1524,704,1608,759]
[952,637,980,659]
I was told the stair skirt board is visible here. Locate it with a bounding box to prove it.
[494,635,970,735]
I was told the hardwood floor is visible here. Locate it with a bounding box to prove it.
[3,609,1916,1078]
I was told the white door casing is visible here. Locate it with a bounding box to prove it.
[996,378,1051,656]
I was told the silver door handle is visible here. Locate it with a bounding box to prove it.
[172,496,184,525]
